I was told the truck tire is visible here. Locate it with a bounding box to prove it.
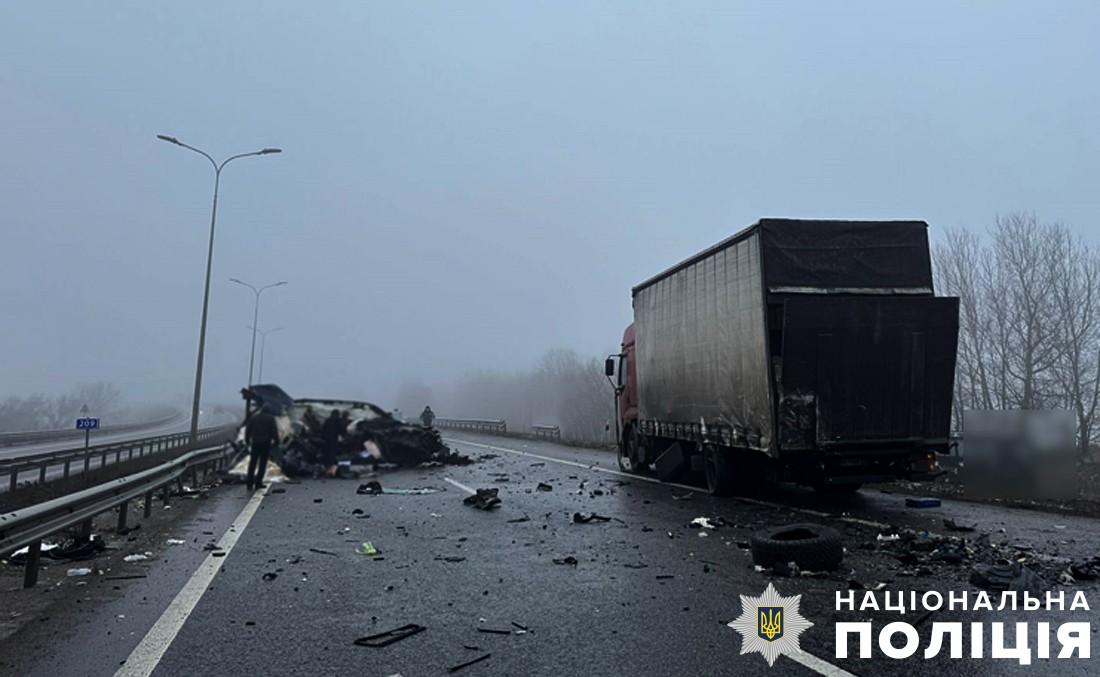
[703,444,734,496]
[619,427,648,474]
[750,523,844,572]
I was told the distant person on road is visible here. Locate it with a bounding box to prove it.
[321,409,344,477]
[420,405,435,428]
[245,404,279,492]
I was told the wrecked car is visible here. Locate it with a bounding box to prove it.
[229,384,468,479]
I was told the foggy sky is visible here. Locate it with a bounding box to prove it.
[2,2,1098,408]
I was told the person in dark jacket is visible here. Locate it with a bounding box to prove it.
[420,405,435,428]
[245,404,280,491]
[321,409,344,476]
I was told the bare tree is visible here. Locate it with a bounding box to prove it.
[1050,227,1100,456]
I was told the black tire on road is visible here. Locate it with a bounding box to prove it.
[750,523,844,572]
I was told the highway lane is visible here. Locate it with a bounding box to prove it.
[1,432,1095,676]
[0,409,238,463]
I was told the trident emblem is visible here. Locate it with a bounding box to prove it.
[758,607,783,641]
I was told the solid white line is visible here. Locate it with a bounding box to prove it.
[444,437,838,521]
[444,436,855,677]
[443,477,476,494]
[115,489,268,677]
[443,437,703,494]
[786,650,858,677]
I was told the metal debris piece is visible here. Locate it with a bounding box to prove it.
[448,653,490,673]
[354,623,426,647]
[572,512,611,524]
[552,556,578,566]
[463,488,502,510]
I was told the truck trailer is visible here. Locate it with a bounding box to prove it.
[607,219,960,495]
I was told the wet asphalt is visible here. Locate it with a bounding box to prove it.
[3,431,1098,676]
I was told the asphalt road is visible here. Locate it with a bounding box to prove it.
[0,409,236,462]
[2,432,1096,676]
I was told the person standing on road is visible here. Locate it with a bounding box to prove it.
[321,408,344,477]
[245,404,279,492]
[420,405,435,428]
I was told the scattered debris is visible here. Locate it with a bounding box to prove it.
[656,575,675,580]
[507,516,530,523]
[670,491,693,501]
[122,554,148,563]
[66,568,93,577]
[970,563,1046,594]
[262,572,278,581]
[623,563,648,569]
[353,623,427,647]
[357,481,438,495]
[572,512,612,524]
[104,574,147,581]
[448,653,490,673]
[876,533,900,542]
[476,627,512,635]
[357,542,379,556]
[942,519,977,532]
[511,621,529,632]
[690,517,717,530]
[436,556,466,563]
[552,557,578,566]
[309,548,338,557]
[463,488,502,510]
[536,483,553,492]
[166,539,186,545]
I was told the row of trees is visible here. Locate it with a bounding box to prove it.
[0,382,122,432]
[396,348,616,446]
[933,213,1100,454]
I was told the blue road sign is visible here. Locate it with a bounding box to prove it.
[75,417,100,430]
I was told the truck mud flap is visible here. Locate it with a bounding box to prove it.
[654,441,687,480]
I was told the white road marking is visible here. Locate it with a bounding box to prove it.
[786,650,858,677]
[444,435,857,677]
[444,437,838,520]
[114,489,268,677]
[443,476,476,494]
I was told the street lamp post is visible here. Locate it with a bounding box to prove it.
[247,325,284,383]
[231,279,287,386]
[158,134,281,446]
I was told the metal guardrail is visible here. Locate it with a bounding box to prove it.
[434,417,508,434]
[0,441,235,587]
[2,425,238,493]
[532,424,561,440]
[0,411,184,448]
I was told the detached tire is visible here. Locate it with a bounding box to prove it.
[751,523,844,572]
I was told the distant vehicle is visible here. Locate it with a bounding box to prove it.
[607,219,960,495]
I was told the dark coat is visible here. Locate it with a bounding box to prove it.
[246,410,279,449]
[321,414,343,444]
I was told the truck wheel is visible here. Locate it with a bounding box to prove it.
[750,523,844,572]
[619,427,647,474]
[703,444,734,496]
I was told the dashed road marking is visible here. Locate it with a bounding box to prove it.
[115,488,268,677]
[443,476,476,494]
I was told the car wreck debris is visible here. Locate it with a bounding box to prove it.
[235,384,472,482]
[572,512,612,524]
[448,653,490,673]
[353,623,427,648]
[970,563,1046,594]
[463,488,502,510]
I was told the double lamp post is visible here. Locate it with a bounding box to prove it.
[157,134,281,444]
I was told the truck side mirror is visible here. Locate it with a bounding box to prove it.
[605,358,616,377]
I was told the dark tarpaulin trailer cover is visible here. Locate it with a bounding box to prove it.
[630,219,936,456]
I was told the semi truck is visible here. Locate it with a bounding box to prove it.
[606,219,959,495]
